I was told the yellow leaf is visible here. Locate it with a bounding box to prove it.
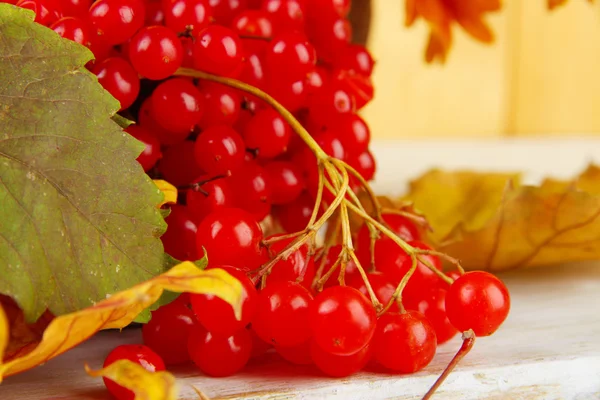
[85,359,178,400]
[154,179,178,208]
[403,165,600,271]
[0,262,243,380]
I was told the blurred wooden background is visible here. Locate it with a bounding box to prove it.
[362,1,600,138]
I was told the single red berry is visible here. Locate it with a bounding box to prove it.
[309,286,377,355]
[103,344,165,400]
[307,16,351,63]
[17,0,63,27]
[266,75,308,112]
[187,324,252,377]
[311,341,371,377]
[405,288,458,345]
[239,50,267,89]
[445,271,510,336]
[265,161,304,205]
[161,205,199,261]
[125,125,162,171]
[334,69,374,110]
[51,16,90,46]
[142,300,196,365]
[229,162,273,221]
[272,191,314,233]
[306,66,329,97]
[158,140,205,186]
[92,57,140,111]
[275,340,312,365]
[187,175,234,223]
[191,265,258,336]
[374,311,437,373]
[261,0,304,33]
[347,272,398,313]
[231,10,273,47]
[88,0,145,45]
[197,81,242,129]
[151,78,204,133]
[144,0,164,25]
[163,0,212,34]
[347,149,376,183]
[196,208,263,268]
[265,31,316,81]
[308,81,355,127]
[243,108,291,159]
[138,98,190,146]
[194,125,246,176]
[129,26,183,80]
[59,0,90,18]
[335,44,375,77]
[253,281,313,347]
[314,130,346,160]
[208,0,248,25]
[193,25,243,76]
[265,235,315,289]
[334,113,370,157]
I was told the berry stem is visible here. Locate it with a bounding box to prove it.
[422,330,476,400]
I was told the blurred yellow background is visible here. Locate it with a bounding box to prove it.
[362,1,600,138]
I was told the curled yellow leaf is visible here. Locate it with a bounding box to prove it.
[85,359,178,400]
[154,179,178,208]
[0,262,242,380]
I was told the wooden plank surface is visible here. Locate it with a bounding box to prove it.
[2,138,600,399]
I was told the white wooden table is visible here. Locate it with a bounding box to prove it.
[2,137,600,399]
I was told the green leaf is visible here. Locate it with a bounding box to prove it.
[0,5,169,322]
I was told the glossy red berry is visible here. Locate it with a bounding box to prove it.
[129,26,183,80]
[158,140,205,186]
[51,16,90,46]
[275,340,313,365]
[445,271,510,336]
[334,113,370,157]
[161,205,199,261]
[125,125,162,171]
[191,265,257,336]
[266,75,307,112]
[231,9,273,42]
[195,208,263,267]
[17,0,63,27]
[103,345,165,400]
[186,175,233,223]
[347,272,398,313]
[163,0,212,34]
[310,341,371,377]
[308,82,355,126]
[307,16,351,62]
[265,161,304,205]
[335,44,375,77]
[261,0,304,33]
[92,57,140,111]
[230,162,273,221]
[144,0,164,25]
[194,125,246,176]
[209,0,248,25]
[347,149,376,182]
[187,324,252,377]
[405,288,458,345]
[265,31,316,81]
[309,286,377,355]
[88,0,145,45]
[335,69,374,110]
[151,78,204,133]
[265,235,315,289]
[253,281,313,347]
[243,108,292,158]
[374,311,437,373]
[239,49,267,89]
[197,81,242,128]
[142,300,196,365]
[138,98,190,146]
[193,25,243,75]
[272,191,314,232]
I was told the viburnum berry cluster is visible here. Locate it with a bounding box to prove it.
[12,0,511,397]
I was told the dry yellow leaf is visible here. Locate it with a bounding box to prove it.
[86,359,178,400]
[404,165,600,271]
[0,262,243,380]
[154,179,178,208]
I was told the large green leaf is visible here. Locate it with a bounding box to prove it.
[0,5,168,322]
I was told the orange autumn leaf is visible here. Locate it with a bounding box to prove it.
[0,262,243,380]
[405,0,501,63]
[403,165,600,271]
[86,359,178,400]
[154,179,178,208]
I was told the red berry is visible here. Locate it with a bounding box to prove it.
[231,9,273,42]
[103,345,165,400]
[158,140,205,186]
[265,31,316,81]
[187,324,252,377]
[243,108,291,158]
[186,175,234,223]
[310,341,371,377]
[347,272,398,312]
[266,75,307,112]
[275,340,312,365]
[208,0,248,25]
[373,311,437,373]
[230,162,273,221]
[334,113,370,157]
[307,16,351,63]
[261,0,304,33]
[59,0,91,18]
[319,244,359,288]
[194,125,246,176]
[265,161,304,205]
[17,0,63,27]
[249,327,272,358]
[253,281,313,347]
[405,288,458,345]
[272,191,314,232]
[125,125,162,171]
[88,0,145,45]
[239,50,267,89]
[335,44,375,77]
[197,81,242,129]
[191,265,257,336]
[335,69,374,110]
[265,235,315,289]
[445,271,510,336]
[142,300,196,365]
[92,57,140,111]
[163,0,212,34]
[151,78,204,133]
[144,0,164,25]
[309,286,376,355]
[161,205,199,261]
[129,26,183,80]
[308,81,355,127]
[347,149,376,182]
[138,98,190,146]
[193,25,243,76]
[196,208,263,268]
[51,16,90,46]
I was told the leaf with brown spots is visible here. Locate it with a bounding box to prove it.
[402,165,600,271]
